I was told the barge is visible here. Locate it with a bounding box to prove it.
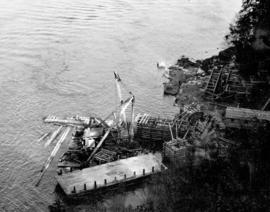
[56,153,166,196]
[36,72,172,196]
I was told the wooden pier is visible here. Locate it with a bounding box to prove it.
[224,106,270,129]
[56,154,166,196]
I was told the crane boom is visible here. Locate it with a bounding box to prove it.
[86,128,111,164]
[114,72,123,103]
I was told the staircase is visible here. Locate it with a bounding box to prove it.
[204,68,223,99]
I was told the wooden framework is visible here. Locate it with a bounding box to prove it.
[163,139,190,166]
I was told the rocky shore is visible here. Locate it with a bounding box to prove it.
[163,48,236,107]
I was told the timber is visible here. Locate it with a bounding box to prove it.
[225,107,270,121]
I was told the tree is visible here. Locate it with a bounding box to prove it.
[226,0,270,78]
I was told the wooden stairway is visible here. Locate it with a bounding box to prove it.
[204,68,223,98]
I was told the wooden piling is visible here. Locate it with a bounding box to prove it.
[84,184,87,191]
[143,169,145,176]
[72,186,76,193]
[94,181,97,189]
[104,179,107,185]
[152,166,155,173]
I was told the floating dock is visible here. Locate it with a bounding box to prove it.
[56,153,166,196]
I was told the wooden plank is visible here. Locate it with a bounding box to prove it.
[56,154,166,196]
[36,127,71,186]
[225,107,270,121]
[262,98,270,111]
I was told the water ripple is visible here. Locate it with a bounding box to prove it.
[0,0,242,210]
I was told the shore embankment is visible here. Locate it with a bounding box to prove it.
[163,47,236,107]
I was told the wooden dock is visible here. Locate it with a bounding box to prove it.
[56,154,166,196]
[225,107,270,121]
[224,107,270,129]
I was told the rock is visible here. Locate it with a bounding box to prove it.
[168,64,182,70]
[218,46,236,61]
[199,47,236,72]
[197,68,205,75]
[163,68,186,96]
[169,69,186,83]
[163,82,180,95]
[176,56,200,68]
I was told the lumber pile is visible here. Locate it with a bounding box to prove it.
[163,139,190,166]
[224,106,270,129]
[135,114,175,142]
[93,148,117,164]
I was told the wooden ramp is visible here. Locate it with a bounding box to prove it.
[56,154,166,196]
[204,68,223,98]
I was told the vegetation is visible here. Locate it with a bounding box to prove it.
[226,0,270,77]
[144,125,270,211]
[135,2,270,210]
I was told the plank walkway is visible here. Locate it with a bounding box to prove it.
[56,153,166,196]
[225,107,270,121]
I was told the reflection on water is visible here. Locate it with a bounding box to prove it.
[0,0,241,211]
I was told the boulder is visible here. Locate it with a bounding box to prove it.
[163,82,180,95]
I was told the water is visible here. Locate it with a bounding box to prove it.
[0,0,241,211]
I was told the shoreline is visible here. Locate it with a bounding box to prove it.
[163,47,236,106]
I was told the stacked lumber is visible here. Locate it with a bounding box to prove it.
[225,107,270,129]
[163,140,189,166]
[93,148,117,164]
[225,107,270,121]
[135,115,175,142]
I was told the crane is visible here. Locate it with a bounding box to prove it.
[36,72,135,186]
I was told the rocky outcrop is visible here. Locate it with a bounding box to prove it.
[163,47,236,97]
[198,47,236,73]
[163,56,206,96]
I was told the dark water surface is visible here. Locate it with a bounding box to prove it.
[0,0,241,211]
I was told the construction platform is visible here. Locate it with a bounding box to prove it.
[56,153,166,196]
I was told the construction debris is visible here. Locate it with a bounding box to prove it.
[36,62,270,200]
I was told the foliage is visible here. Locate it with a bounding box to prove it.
[226,0,270,77]
[227,0,270,47]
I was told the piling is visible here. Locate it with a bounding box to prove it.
[94,181,97,189]
[143,169,145,176]
[104,179,107,185]
[84,184,87,191]
[72,186,76,193]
